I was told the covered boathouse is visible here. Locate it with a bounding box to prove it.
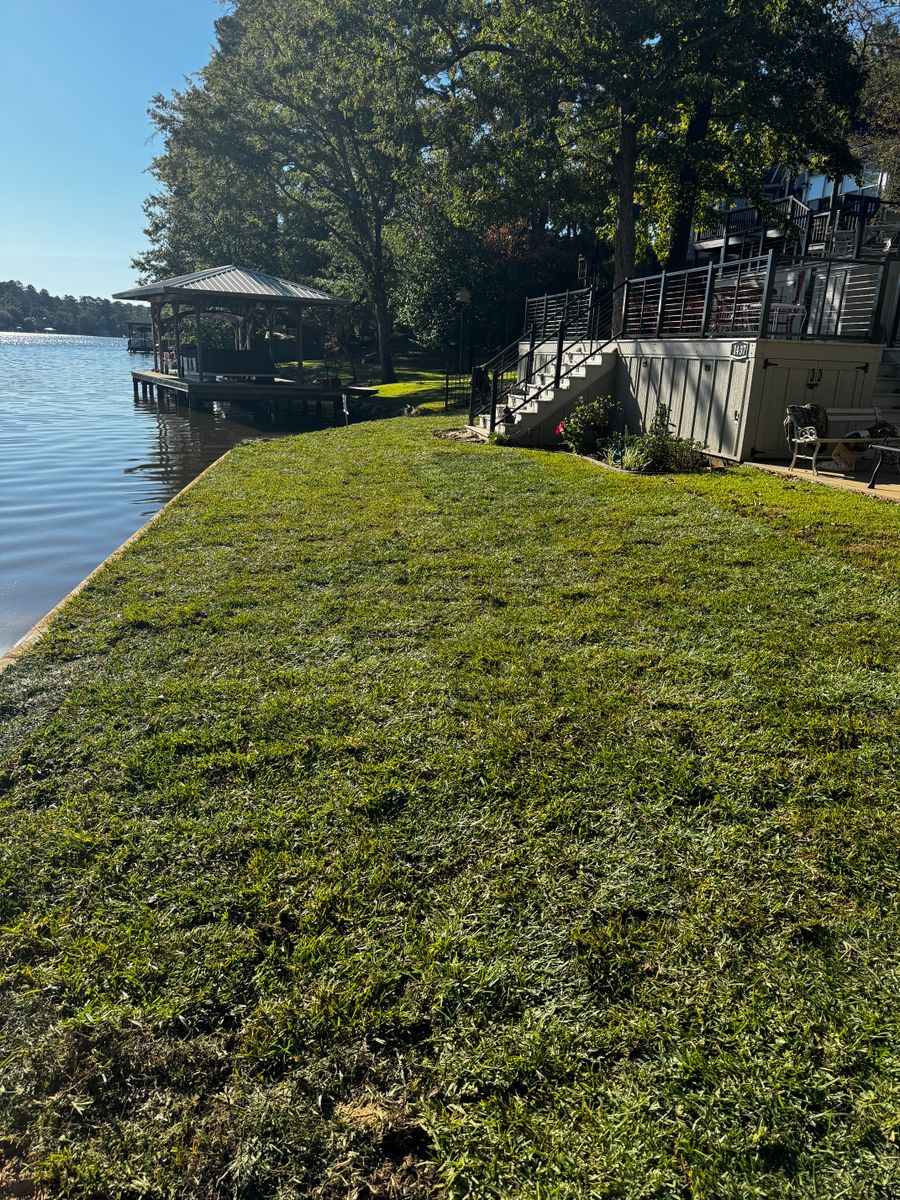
[113,266,350,419]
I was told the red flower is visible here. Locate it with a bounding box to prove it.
[555,422,566,436]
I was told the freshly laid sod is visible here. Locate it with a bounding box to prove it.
[1,419,899,1198]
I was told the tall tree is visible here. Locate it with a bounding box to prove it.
[437,1,863,282]
[855,17,900,200]
[142,0,428,382]
[657,1,864,269]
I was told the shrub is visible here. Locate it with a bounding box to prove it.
[557,395,618,455]
[625,404,707,473]
[621,442,651,472]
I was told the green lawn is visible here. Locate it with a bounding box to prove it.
[1,420,899,1198]
[281,353,450,413]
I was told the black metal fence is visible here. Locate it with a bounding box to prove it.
[523,288,594,340]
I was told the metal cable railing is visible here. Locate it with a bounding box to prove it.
[447,285,611,430]
[501,284,625,423]
[444,244,892,428]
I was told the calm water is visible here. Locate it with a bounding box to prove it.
[0,333,302,654]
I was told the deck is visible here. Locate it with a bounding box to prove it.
[131,369,345,421]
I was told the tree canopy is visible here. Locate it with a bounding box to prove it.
[137,0,888,376]
[0,281,147,338]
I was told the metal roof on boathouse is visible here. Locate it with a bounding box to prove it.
[114,265,347,306]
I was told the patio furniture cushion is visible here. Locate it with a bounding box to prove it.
[784,403,827,446]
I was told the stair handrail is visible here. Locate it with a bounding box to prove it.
[501,282,627,422]
[468,286,603,427]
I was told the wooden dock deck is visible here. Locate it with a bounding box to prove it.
[131,369,344,422]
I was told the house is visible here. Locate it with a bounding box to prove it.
[462,172,900,463]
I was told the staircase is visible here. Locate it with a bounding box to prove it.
[473,342,615,441]
[461,283,624,445]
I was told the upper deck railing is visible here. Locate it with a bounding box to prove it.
[522,251,890,345]
[694,193,885,261]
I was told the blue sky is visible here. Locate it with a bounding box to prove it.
[0,0,224,299]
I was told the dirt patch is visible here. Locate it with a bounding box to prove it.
[433,427,484,442]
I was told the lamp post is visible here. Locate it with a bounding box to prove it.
[455,287,472,374]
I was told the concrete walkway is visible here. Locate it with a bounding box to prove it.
[751,458,900,504]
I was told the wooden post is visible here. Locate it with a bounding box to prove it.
[757,250,776,338]
[801,207,813,258]
[173,303,183,379]
[151,303,160,372]
[489,368,499,432]
[719,211,730,266]
[132,376,138,401]
[296,309,304,378]
[853,208,866,260]
[267,304,276,367]
[195,306,204,380]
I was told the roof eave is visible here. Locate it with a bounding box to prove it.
[112,285,348,305]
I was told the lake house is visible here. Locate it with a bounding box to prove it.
[461,173,900,463]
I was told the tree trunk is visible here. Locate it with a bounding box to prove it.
[373,274,396,384]
[614,95,637,291]
[371,229,396,384]
[666,94,713,271]
[613,95,637,334]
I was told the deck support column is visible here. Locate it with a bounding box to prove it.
[295,309,303,379]
[150,303,160,372]
[719,206,733,266]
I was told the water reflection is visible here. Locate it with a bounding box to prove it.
[0,332,321,653]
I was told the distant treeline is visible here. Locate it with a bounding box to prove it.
[0,280,149,338]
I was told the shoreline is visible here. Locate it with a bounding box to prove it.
[0,448,236,674]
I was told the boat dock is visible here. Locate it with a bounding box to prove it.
[131,369,344,421]
[113,265,354,427]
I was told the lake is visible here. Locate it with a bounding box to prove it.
[0,332,306,655]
